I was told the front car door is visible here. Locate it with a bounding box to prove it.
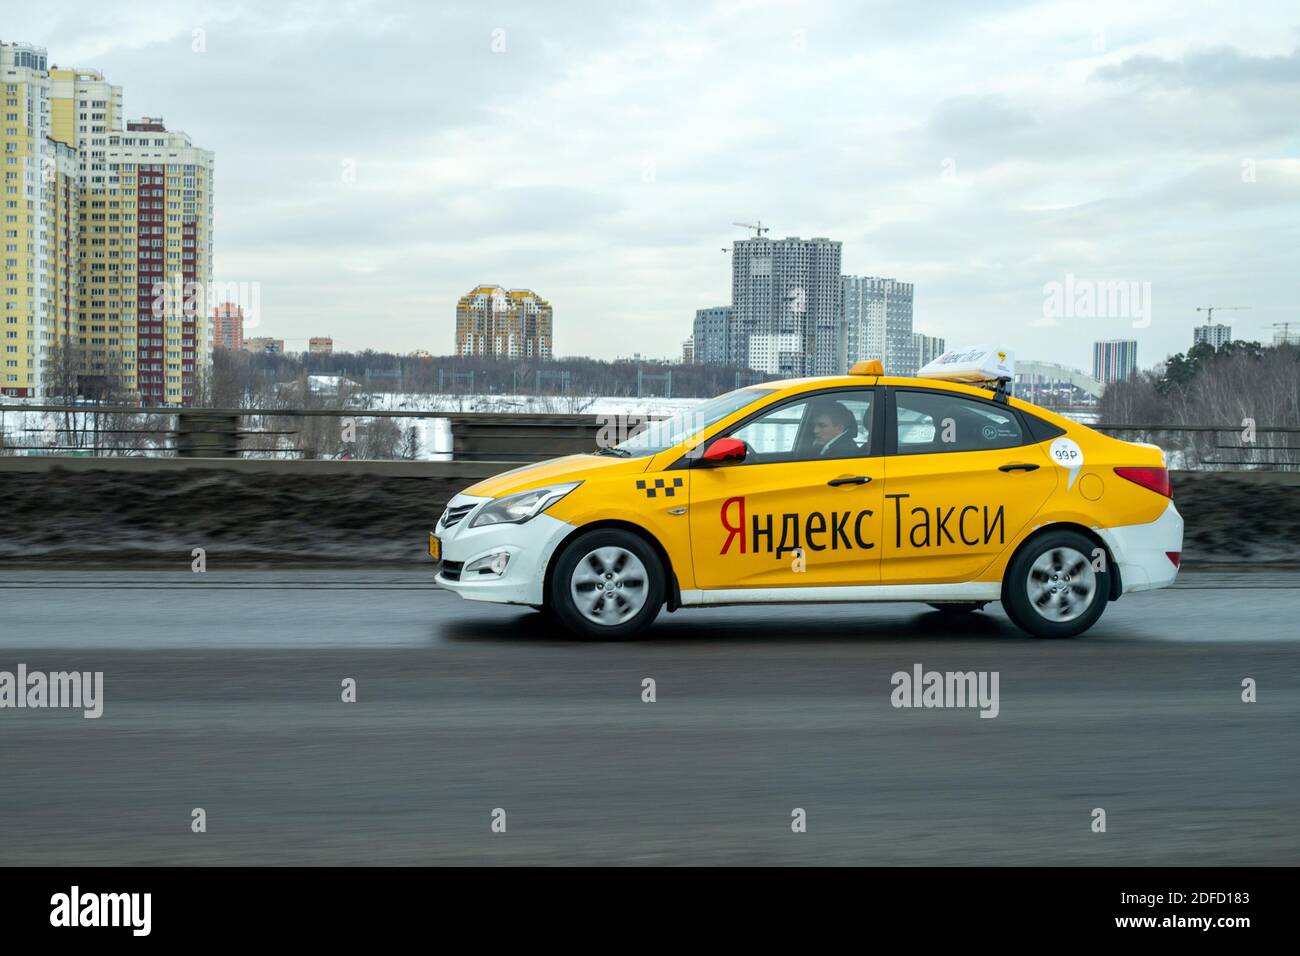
[882,386,1058,584]
[688,387,884,589]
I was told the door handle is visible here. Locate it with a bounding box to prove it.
[998,463,1040,472]
[827,475,873,486]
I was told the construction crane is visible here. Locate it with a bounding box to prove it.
[733,221,770,239]
[1196,305,1249,323]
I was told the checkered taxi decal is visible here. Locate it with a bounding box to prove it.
[636,477,684,499]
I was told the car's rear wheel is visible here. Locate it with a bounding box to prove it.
[1002,530,1109,638]
[548,529,665,640]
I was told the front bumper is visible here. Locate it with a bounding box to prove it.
[432,493,576,605]
[1094,500,1184,593]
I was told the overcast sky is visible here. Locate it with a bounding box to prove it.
[9,0,1299,370]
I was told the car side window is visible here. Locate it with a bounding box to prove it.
[894,390,1023,454]
[727,390,874,463]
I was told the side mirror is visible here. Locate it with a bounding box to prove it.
[701,437,746,464]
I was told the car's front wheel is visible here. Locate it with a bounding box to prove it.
[1002,530,1109,638]
[548,529,665,640]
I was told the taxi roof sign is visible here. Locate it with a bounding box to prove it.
[849,359,885,376]
[916,345,1014,384]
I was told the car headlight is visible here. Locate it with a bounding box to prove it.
[468,482,582,528]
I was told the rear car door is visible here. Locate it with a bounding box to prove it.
[881,387,1058,584]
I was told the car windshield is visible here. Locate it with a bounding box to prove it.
[602,387,774,457]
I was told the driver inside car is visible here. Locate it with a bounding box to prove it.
[808,401,861,458]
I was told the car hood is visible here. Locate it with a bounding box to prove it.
[462,453,653,499]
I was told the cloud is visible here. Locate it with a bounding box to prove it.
[1093,44,1300,89]
[3,0,1297,367]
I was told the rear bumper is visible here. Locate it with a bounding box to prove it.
[1094,501,1183,594]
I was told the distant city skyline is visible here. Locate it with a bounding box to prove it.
[5,1,1296,370]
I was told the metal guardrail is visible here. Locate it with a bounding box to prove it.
[2,404,1298,468]
[1093,424,1300,471]
[0,405,639,461]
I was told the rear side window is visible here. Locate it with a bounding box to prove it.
[894,389,1024,454]
[1021,410,1067,443]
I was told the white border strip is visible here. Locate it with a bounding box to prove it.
[680,582,1001,607]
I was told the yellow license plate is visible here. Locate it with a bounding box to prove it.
[428,533,441,560]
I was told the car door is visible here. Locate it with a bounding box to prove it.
[688,388,884,589]
[881,387,1058,584]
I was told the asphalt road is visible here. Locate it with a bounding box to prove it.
[1,568,1297,865]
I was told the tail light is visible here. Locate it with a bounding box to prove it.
[1114,466,1171,498]
[1166,552,1181,568]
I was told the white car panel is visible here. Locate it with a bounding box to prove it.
[435,501,575,606]
[1094,501,1183,593]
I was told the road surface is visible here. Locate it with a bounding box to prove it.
[1,568,1296,865]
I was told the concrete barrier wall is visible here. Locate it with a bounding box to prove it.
[0,457,1296,567]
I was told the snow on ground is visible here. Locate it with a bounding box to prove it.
[0,393,707,460]
[356,393,705,460]
[364,391,702,418]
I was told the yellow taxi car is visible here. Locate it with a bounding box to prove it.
[431,347,1183,640]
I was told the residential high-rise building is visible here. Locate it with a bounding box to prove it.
[681,335,693,365]
[913,332,945,370]
[49,64,122,148]
[243,336,284,355]
[1193,323,1231,349]
[1,41,82,398]
[843,276,916,375]
[731,236,842,376]
[309,336,333,354]
[455,285,552,359]
[1273,323,1300,346]
[1093,339,1138,384]
[691,306,731,366]
[0,39,214,405]
[212,302,244,351]
[75,117,214,404]
[44,140,81,386]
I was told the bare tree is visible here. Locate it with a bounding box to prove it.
[1100,343,1300,469]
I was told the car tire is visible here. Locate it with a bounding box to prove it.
[927,602,987,614]
[548,528,665,640]
[1002,530,1109,638]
